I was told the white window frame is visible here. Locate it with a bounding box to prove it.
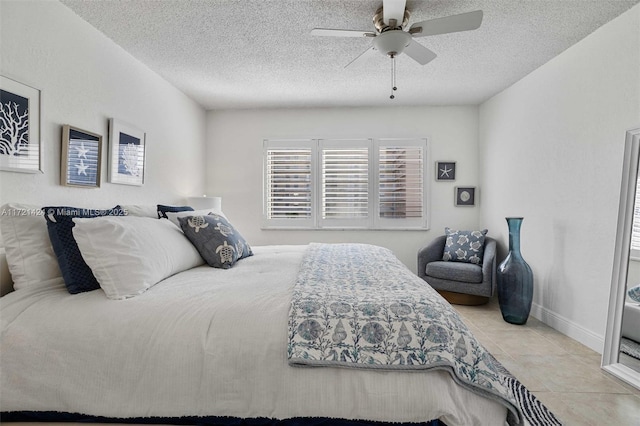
[262,138,430,230]
[318,138,373,229]
[630,175,640,260]
[374,138,429,230]
[262,139,317,229]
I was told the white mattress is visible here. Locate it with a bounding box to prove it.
[0,245,506,425]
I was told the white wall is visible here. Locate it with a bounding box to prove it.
[206,106,480,271]
[0,1,206,212]
[479,4,640,352]
[6,0,633,354]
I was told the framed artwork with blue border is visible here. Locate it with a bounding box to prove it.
[109,118,145,186]
[61,125,102,188]
[0,75,42,173]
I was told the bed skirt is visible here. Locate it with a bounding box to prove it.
[1,412,444,426]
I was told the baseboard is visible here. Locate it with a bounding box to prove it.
[530,302,604,353]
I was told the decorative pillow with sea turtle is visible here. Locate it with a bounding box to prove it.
[178,214,252,269]
[442,227,488,265]
[629,284,640,303]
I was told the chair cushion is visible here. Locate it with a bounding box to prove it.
[426,261,483,284]
[443,228,488,264]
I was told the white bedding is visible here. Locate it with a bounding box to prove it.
[0,245,506,425]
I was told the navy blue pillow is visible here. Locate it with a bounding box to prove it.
[157,204,194,219]
[43,206,126,294]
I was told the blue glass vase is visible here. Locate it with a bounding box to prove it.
[497,217,533,325]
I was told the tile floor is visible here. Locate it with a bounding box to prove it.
[454,298,640,425]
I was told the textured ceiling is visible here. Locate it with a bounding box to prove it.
[61,0,639,110]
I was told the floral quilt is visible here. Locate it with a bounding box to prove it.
[287,243,561,426]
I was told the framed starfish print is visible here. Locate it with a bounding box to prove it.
[436,161,456,181]
[61,125,102,188]
[109,118,145,186]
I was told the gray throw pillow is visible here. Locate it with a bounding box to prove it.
[629,284,640,303]
[178,214,252,269]
[442,227,487,265]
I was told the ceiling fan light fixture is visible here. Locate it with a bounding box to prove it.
[373,6,410,32]
[372,30,412,57]
[310,1,484,99]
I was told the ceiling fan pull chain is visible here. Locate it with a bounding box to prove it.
[393,55,397,91]
[390,54,397,99]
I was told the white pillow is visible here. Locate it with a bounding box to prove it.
[72,216,204,299]
[120,204,158,218]
[0,203,63,290]
[165,208,226,227]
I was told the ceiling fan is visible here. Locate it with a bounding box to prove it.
[310,0,483,98]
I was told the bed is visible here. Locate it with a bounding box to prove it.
[0,203,559,426]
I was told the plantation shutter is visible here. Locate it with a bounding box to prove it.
[319,139,371,228]
[631,176,640,254]
[376,139,428,229]
[262,138,428,230]
[263,140,315,228]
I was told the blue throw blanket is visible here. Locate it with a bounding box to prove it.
[287,243,561,426]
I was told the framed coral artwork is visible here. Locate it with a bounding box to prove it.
[108,118,145,186]
[0,76,42,173]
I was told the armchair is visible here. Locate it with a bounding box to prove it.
[417,235,497,305]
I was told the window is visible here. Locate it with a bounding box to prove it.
[264,140,315,228]
[320,139,370,228]
[263,138,428,230]
[631,175,640,259]
[377,140,426,229]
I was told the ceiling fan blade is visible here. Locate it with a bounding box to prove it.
[409,10,483,37]
[403,40,437,65]
[344,46,375,68]
[383,0,407,26]
[311,28,375,38]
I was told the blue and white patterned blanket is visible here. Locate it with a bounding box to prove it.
[287,243,561,426]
